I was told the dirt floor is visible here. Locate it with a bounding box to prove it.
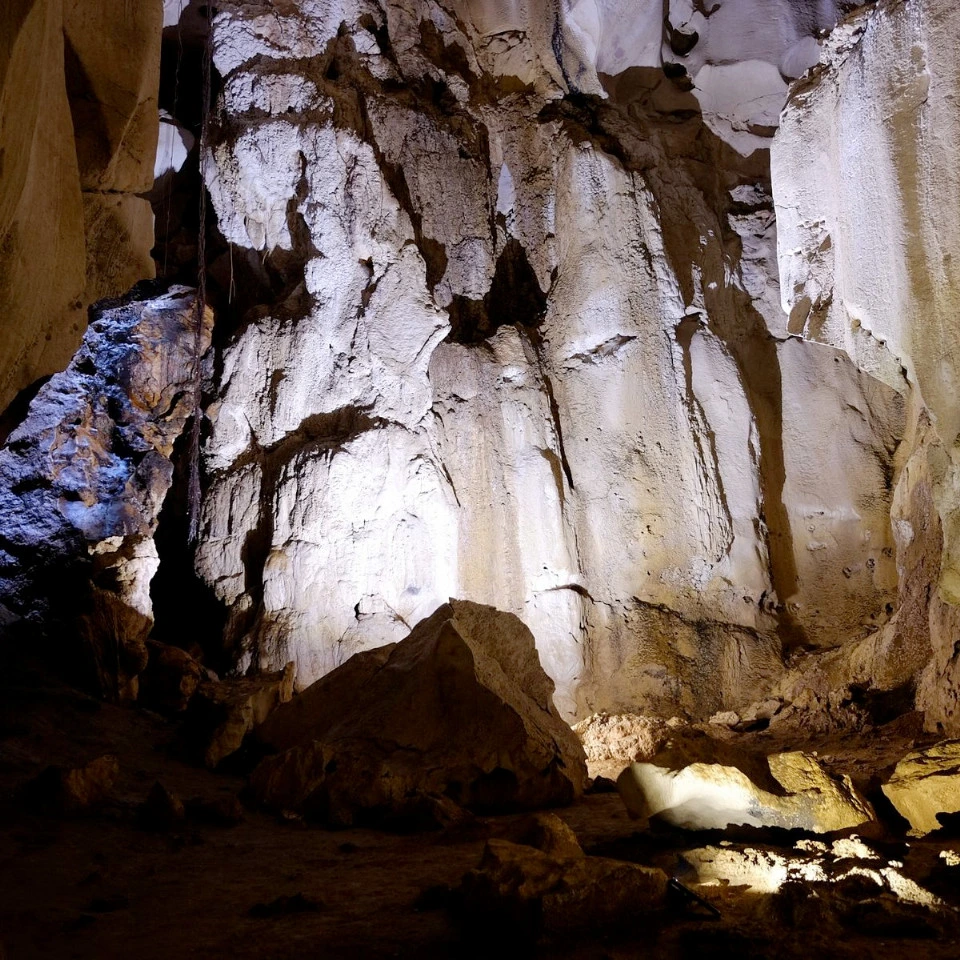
[2,662,959,960]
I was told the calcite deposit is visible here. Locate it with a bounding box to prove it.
[191,0,908,721]
[617,749,875,834]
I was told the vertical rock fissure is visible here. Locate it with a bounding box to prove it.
[720,310,805,653]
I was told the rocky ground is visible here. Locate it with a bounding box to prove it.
[3,653,960,960]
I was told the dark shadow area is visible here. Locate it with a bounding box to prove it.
[446,239,547,344]
[149,426,229,671]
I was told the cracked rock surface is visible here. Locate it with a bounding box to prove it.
[193,0,908,719]
[0,284,212,696]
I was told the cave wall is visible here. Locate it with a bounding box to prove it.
[191,0,907,720]
[773,0,960,733]
[0,0,161,424]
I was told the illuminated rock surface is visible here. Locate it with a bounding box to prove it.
[0,285,212,695]
[883,741,960,837]
[618,749,875,833]
[194,0,907,720]
[772,0,960,735]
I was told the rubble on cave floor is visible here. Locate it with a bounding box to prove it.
[2,653,960,959]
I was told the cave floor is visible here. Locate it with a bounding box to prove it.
[1,666,959,960]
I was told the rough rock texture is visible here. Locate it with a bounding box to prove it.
[0,0,161,420]
[186,663,296,769]
[882,741,960,837]
[0,285,212,695]
[22,754,119,815]
[618,750,875,833]
[573,712,675,782]
[682,835,955,938]
[458,837,668,941]
[192,0,906,721]
[772,0,960,733]
[249,600,587,824]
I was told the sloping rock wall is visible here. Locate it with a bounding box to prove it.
[192,0,907,720]
[0,0,161,424]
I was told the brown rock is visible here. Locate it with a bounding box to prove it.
[24,755,119,814]
[249,601,587,826]
[141,641,203,713]
[514,813,584,860]
[138,782,185,831]
[458,839,667,941]
[0,0,161,416]
[186,663,296,769]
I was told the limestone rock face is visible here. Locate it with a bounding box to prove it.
[249,600,587,824]
[0,285,212,695]
[772,0,960,733]
[882,741,960,837]
[618,750,875,834]
[195,0,905,720]
[0,0,161,420]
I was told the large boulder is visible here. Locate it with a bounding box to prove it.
[882,741,960,836]
[249,600,587,825]
[618,750,875,834]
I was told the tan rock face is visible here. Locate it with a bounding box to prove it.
[882,740,960,836]
[618,750,875,834]
[772,0,960,733]
[249,600,587,825]
[0,0,161,420]
[194,0,904,720]
[573,712,674,782]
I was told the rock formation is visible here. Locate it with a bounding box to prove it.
[618,749,875,834]
[772,0,960,735]
[882,741,960,836]
[249,600,587,824]
[0,285,212,696]
[458,835,668,941]
[190,0,909,723]
[0,0,162,424]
